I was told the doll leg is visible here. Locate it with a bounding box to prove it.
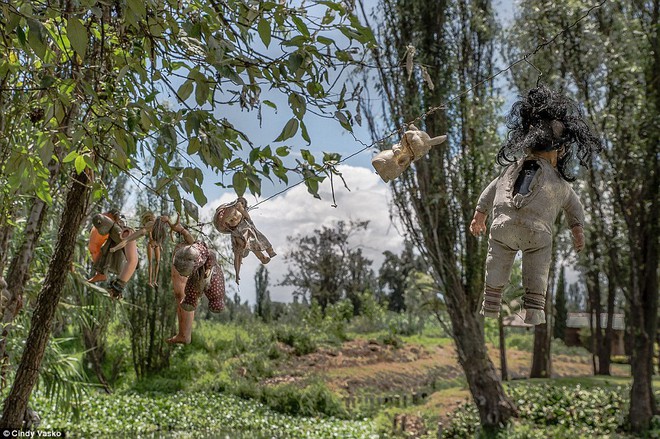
[254,251,271,264]
[167,262,194,344]
[204,266,226,313]
[266,247,276,258]
[153,244,161,287]
[481,231,517,318]
[109,239,138,299]
[521,229,553,325]
[146,244,154,286]
[181,274,202,312]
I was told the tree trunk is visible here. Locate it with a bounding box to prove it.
[449,303,517,428]
[599,273,616,376]
[499,315,508,381]
[628,0,659,430]
[0,171,90,428]
[530,291,552,378]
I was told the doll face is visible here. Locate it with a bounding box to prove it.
[223,207,243,228]
[173,245,199,277]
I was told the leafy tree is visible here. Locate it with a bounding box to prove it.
[0,0,373,427]
[554,266,568,341]
[506,0,658,430]
[378,241,423,312]
[280,220,375,313]
[254,265,271,322]
[361,0,517,428]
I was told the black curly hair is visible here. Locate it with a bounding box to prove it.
[497,85,602,181]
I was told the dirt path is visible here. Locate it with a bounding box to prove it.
[269,338,630,400]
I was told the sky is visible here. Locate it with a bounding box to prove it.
[139,0,538,305]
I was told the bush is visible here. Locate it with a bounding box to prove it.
[274,325,317,356]
[261,381,347,418]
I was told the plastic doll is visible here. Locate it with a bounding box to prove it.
[213,197,275,284]
[110,211,169,286]
[88,209,139,299]
[173,241,225,313]
[469,85,601,325]
[371,125,447,182]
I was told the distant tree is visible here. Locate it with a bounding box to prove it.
[280,220,375,313]
[378,241,424,312]
[554,266,568,341]
[254,265,272,322]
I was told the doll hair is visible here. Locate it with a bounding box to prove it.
[497,85,602,181]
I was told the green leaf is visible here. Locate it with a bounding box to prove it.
[276,146,289,157]
[74,155,86,174]
[301,149,315,165]
[27,19,47,60]
[195,78,210,105]
[316,36,334,46]
[184,199,199,221]
[300,121,311,144]
[291,16,310,37]
[63,151,79,163]
[274,118,298,142]
[263,100,277,110]
[288,92,306,119]
[67,17,88,58]
[288,53,303,73]
[192,185,207,206]
[257,18,271,48]
[178,80,194,101]
[233,171,247,196]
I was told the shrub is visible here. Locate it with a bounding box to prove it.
[274,325,317,356]
[261,381,347,418]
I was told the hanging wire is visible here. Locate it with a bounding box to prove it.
[108,0,607,231]
[244,0,606,212]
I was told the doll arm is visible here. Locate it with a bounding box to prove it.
[563,188,586,252]
[110,224,151,253]
[562,188,585,230]
[469,211,488,237]
[169,217,195,245]
[571,225,585,253]
[235,197,251,221]
[475,177,498,214]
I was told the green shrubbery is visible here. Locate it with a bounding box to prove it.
[441,382,660,438]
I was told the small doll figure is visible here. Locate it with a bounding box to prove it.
[110,211,170,287]
[470,85,601,325]
[213,197,275,284]
[371,124,447,182]
[88,209,139,299]
[173,241,225,313]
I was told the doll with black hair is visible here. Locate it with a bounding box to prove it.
[470,85,601,325]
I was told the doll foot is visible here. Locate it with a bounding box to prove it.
[266,247,277,258]
[523,309,546,325]
[480,307,500,319]
[166,334,191,344]
[256,254,271,264]
[88,273,107,283]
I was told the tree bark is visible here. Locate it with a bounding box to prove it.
[0,171,90,428]
[499,315,508,381]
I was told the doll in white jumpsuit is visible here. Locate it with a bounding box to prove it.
[470,86,602,325]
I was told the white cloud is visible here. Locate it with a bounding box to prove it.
[202,164,406,304]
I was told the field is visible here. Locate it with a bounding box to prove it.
[28,318,660,438]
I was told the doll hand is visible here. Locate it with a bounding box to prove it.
[469,211,487,237]
[572,225,585,253]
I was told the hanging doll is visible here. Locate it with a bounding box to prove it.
[371,124,447,182]
[88,209,139,299]
[173,241,225,313]
[110,211,170,286]
[213,197,275,284]
[469,85,601,325]
[166,214,197,344]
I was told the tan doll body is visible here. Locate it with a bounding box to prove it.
[470,148,585,324]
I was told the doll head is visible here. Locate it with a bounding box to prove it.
[497,85,602,181]
[173,242,206,277]
[140,211,156,227]
[213,201,243,233]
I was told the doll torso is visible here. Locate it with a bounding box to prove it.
[487,157,583,235]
